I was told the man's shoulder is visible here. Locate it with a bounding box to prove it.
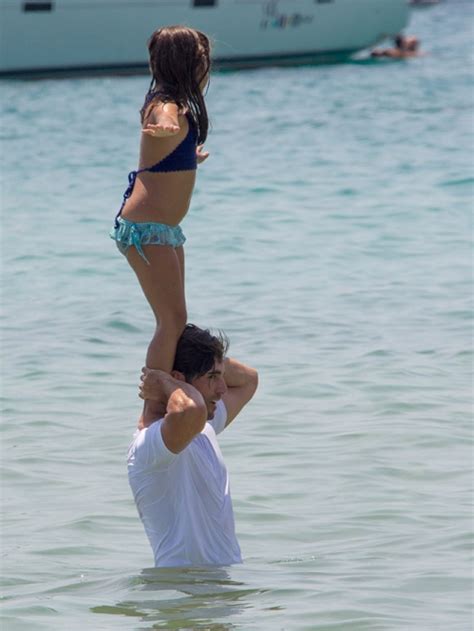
[128,418,176,471]
[130,418,163,446]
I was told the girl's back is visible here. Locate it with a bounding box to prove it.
[121,106,198,226]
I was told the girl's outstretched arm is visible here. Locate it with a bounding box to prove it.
[142,102,181,137]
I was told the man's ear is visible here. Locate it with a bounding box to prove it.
[171,370,186,382]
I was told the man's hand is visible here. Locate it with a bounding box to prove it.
[139,367,171,401]
[196,145,210,164]
[139,367,207,453]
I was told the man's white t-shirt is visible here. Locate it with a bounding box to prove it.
[127,400,242,568]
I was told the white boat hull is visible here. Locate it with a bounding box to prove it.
[0,0,411,76]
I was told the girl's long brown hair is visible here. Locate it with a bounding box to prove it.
[141,25,211,145]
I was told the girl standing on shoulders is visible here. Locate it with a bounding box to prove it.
[110,26,211,425]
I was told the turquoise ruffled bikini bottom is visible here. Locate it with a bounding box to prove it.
[110,217,186,265]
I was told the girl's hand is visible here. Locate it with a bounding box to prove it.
[142,119,180,137]
[196,145,210,164]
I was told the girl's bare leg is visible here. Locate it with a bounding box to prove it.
[176,244,185,291]
[126,244,186,425]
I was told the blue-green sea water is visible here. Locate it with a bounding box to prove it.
[1,3,473,630]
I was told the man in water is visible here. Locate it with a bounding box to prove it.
[371,34,422,59]
[128,323,258,568]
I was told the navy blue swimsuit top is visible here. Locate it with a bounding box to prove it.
[115,112,197,226]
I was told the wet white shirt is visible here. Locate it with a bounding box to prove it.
[127,400,242,568]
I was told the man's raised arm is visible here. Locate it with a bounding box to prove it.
[222,358,258,427]
[140,368,207,454]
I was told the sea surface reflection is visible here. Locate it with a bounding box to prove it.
[91,566,263,629]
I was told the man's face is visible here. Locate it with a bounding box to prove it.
[190,360,227,419]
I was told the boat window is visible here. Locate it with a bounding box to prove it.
[193,0,217,7]
[23,2,54,11]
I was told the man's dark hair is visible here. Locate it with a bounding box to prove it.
[173,324,229,382]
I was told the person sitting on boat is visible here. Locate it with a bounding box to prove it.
[371,34,421,59]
